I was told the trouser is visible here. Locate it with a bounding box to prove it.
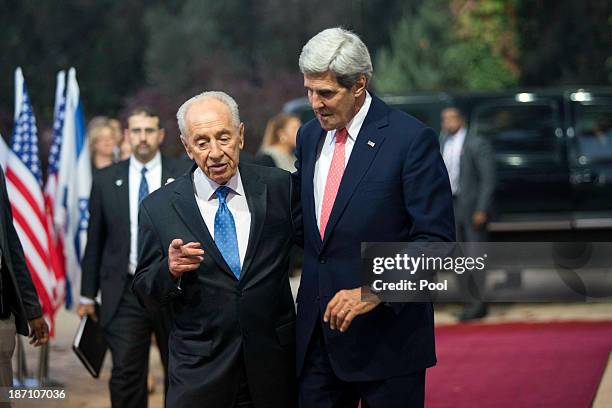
[0,315,16,408]
[299,322,425,408]
[103,277,171,408]
[454,200,489,304]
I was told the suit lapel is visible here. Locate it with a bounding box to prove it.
[238,165,266,282]
[322,96,389,245]
[160,155,177,186]
[303,128,326,249]
[171,166,235,279]
[114,161,130,228]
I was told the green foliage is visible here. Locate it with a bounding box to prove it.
[374,0,519,93]
[375,1,451,93]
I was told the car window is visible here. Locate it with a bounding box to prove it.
[471,104,559,156]
[574,102,612,164]
[393,103,444,133]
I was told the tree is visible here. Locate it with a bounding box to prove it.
[374,0,519,93]
[517,0,612,86]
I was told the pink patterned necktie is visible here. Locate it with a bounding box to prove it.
[319,127,348,239]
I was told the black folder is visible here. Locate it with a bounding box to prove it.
[72,312,108,378]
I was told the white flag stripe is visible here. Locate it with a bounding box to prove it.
[5,186,48,247]
[14,223,54,291]
[7,157,45,207]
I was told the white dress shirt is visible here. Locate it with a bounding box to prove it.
[129,153,163,274]
[193,167,251,268]
[314,91,372,228]
[442,127,467,196]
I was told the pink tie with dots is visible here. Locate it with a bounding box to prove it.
[319,127,348,240]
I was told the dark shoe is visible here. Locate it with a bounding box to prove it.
[459,303,488,321]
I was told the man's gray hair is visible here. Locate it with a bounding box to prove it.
[176,91,241,140]
[299,27,373,89]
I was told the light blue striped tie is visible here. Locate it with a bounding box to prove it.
[214,186,241,279]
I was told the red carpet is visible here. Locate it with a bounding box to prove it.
[426,321,612,408]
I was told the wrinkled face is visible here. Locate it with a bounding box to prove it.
[304,71,365,131]
[280,117,301,149]
[94,126,116,157]
[182,99,244,185]
[441,108,464,135]
[126,114,165,163]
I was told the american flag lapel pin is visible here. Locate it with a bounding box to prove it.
[367,140,376,148]
[115,179,123,187]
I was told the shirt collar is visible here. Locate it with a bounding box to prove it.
[449,127,467,143]
[193,166,245,202]
[130,151,161,173]
[329,90,372,145]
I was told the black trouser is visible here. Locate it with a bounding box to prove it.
[299,322,425,408]
[104,276,171,408]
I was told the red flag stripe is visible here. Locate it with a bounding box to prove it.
[24,257,55,336]
[6,168,46,226]
[13,222,54,293]
[11,205,50,272]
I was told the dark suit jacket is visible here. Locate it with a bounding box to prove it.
[0,166,42,336]
[439,132,496,225]
[294,94,455,381]
[80,156,187,327]
[133,163,299,408]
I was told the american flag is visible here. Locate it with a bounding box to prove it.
[43,71,68,327]
[5,68,56,331]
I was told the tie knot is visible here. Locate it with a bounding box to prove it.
[141,167,148,176]
[215,186,231,203]
[335,128,348,144]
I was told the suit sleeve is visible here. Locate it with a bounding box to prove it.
[474,137,496,214]
[0,167,42,320]
[80,175,105,299]
[402,127,456,243]
[132,202,181,311]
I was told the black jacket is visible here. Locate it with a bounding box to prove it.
[80,156,188,326]
[133,162,300,408]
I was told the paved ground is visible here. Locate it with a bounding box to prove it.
[9,275,612,407]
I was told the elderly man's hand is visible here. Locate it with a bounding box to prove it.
[324,287,381,332]
[28,317,49,347]
[168,239,204,279]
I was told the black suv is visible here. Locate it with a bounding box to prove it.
[283,88,612,241]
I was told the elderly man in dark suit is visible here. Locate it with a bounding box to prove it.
[440,107,496,320]
[0,166,48,394]
[133,91,299,407]
[294,27,455,408]
[78,108,187,407]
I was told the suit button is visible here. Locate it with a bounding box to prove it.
[319,257,327,264]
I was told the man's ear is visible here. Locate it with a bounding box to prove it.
[181,136,194,160]
[352,74,367,98]
[238,123,245,150]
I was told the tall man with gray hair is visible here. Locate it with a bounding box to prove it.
[133,91,300,407]
[294,28,455,407]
